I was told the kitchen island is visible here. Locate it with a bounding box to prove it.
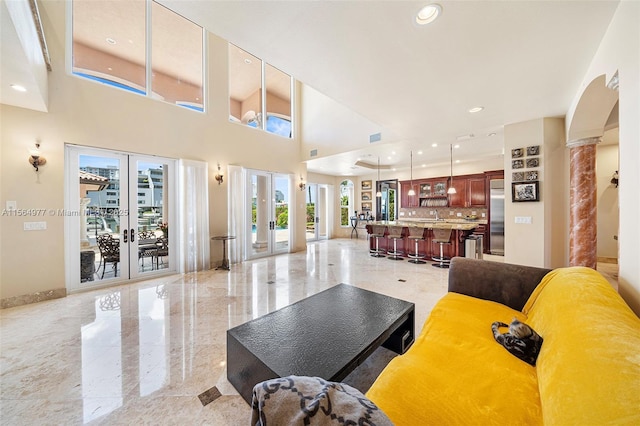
[365,220,481,260]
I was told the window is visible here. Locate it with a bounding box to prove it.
[340,180,354,227]
[72,0,204,112]
[229,44,293,138]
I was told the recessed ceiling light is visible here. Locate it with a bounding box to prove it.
[244,58,252,64]
[391,151,396,155]
[454,144,460,149]
[107,67,113,71]
[10,84,26,92]
[417,150,423,155]
[456,160,460,163]
[431,143,438,147]
[488,132,497,137]
[416,4,442,25]
[468,106,484,113]
[422,164,426,167]
[387,156,392,160]
[106,37,116,45]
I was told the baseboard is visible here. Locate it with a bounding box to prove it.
[1,288,66,309]
[597,257,618,264]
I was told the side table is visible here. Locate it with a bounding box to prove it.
[212,235,236,271]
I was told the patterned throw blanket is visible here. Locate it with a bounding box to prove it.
[251,376,393,426]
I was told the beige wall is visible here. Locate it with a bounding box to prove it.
[0,1,306,301]
[504,118,567,268]
[596,143,620,259]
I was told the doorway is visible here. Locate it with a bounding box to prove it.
[246,169,291,259]
[306,183,329,241]
[376,179,398,221]
[65,145,176,292]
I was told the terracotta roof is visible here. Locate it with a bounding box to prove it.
[79,170,109,184]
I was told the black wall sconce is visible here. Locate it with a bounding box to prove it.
[610,171,618,188]
[29,142,46,172]
[214,163,224,185]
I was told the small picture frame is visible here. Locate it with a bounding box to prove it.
[362,202,372,211]
[361,180,372,191]
[512,172,524,182]
[526,157,540,168]
[361,191,371,201]
[512,181,540,202]
[527,145,540,156]
[512,159,524,169]
[525,170,538,181]
[511,148,524,158]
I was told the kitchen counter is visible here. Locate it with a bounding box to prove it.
[369,220,481,231]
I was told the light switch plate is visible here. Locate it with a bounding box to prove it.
[24,221,47,231]
[515,216,532,224]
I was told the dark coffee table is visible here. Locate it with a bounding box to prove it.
[227,284,415,403]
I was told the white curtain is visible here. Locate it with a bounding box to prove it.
[228,165,244,264]
[178,159,210,272]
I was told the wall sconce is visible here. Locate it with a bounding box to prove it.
[28,142,46,172]
[610,171,619,188]
[299,176,306,191]
[214,163,223,185]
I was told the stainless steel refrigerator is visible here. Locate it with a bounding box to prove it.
[489,179,505,255]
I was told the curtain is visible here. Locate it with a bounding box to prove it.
[178,159,210,272]
[228,165,244,264]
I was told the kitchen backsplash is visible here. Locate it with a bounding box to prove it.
[398,207,488,222]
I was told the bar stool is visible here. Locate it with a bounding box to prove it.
[370,225,387,258]
[407,226,427,264]
[386,226,405,260]
[431,226,453,268]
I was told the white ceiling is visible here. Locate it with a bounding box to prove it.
[2,1,620,176]
[158,0,618,176]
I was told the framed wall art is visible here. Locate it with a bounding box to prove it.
[526,157,540,168]
[512,159,524,169]
[512,172,524,182]
[361,191,372,201]
[527,145,540,156]
[361,180,372,191]
[361,202,372,211]
[525,170,538,181]
[512,181,540,202]
[511,148,524,158]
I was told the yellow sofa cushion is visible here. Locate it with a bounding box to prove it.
[366,292,543,426]
[523,267,640,425]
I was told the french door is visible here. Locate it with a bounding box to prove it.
[306,183,329,241]
[65,145,176,292]
[246,169,290,259]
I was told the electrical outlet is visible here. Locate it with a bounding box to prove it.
[399,211,405,216]
[481,213,486,218]
[449,211,454,216]
[456,212,462,217]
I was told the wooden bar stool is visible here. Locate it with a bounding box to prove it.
[407,226,427,264]
[431,226,453,268]
[370,225,387,258]
[386,226,405,260]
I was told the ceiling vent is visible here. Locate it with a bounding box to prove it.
[310,149,318,157]
[369,133,382,143]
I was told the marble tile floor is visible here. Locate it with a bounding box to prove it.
[0,240,617,425]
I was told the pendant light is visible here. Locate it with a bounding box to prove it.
[376,157,382,197]
[447,144,457,194]
[407,150,416,196]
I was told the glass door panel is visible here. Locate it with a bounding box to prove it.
[78,153,128,284]
[132,158,171,277]
[306,184,317,241]
[273,174,289,253]
[246,170,290,259]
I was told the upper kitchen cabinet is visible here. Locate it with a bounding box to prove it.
[449,174,486,208]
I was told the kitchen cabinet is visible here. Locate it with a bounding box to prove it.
[449,174,486,208]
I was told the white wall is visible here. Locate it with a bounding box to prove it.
[0,1,307,301]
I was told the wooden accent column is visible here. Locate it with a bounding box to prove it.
[567,137,600,269]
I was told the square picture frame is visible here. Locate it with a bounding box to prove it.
[527,145,540,156]
[361,191,371,201]
[512,172,524,182]
[526,157,540,168]
[511,148,524,158]
[361,180,372,191]
[512,159,524,169]
[525,170,538,181]
[361,202,372,211]
[512,181,540,202]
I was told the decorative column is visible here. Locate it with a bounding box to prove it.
[567,136,601,269]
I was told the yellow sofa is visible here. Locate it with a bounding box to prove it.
[366,257,640,425]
